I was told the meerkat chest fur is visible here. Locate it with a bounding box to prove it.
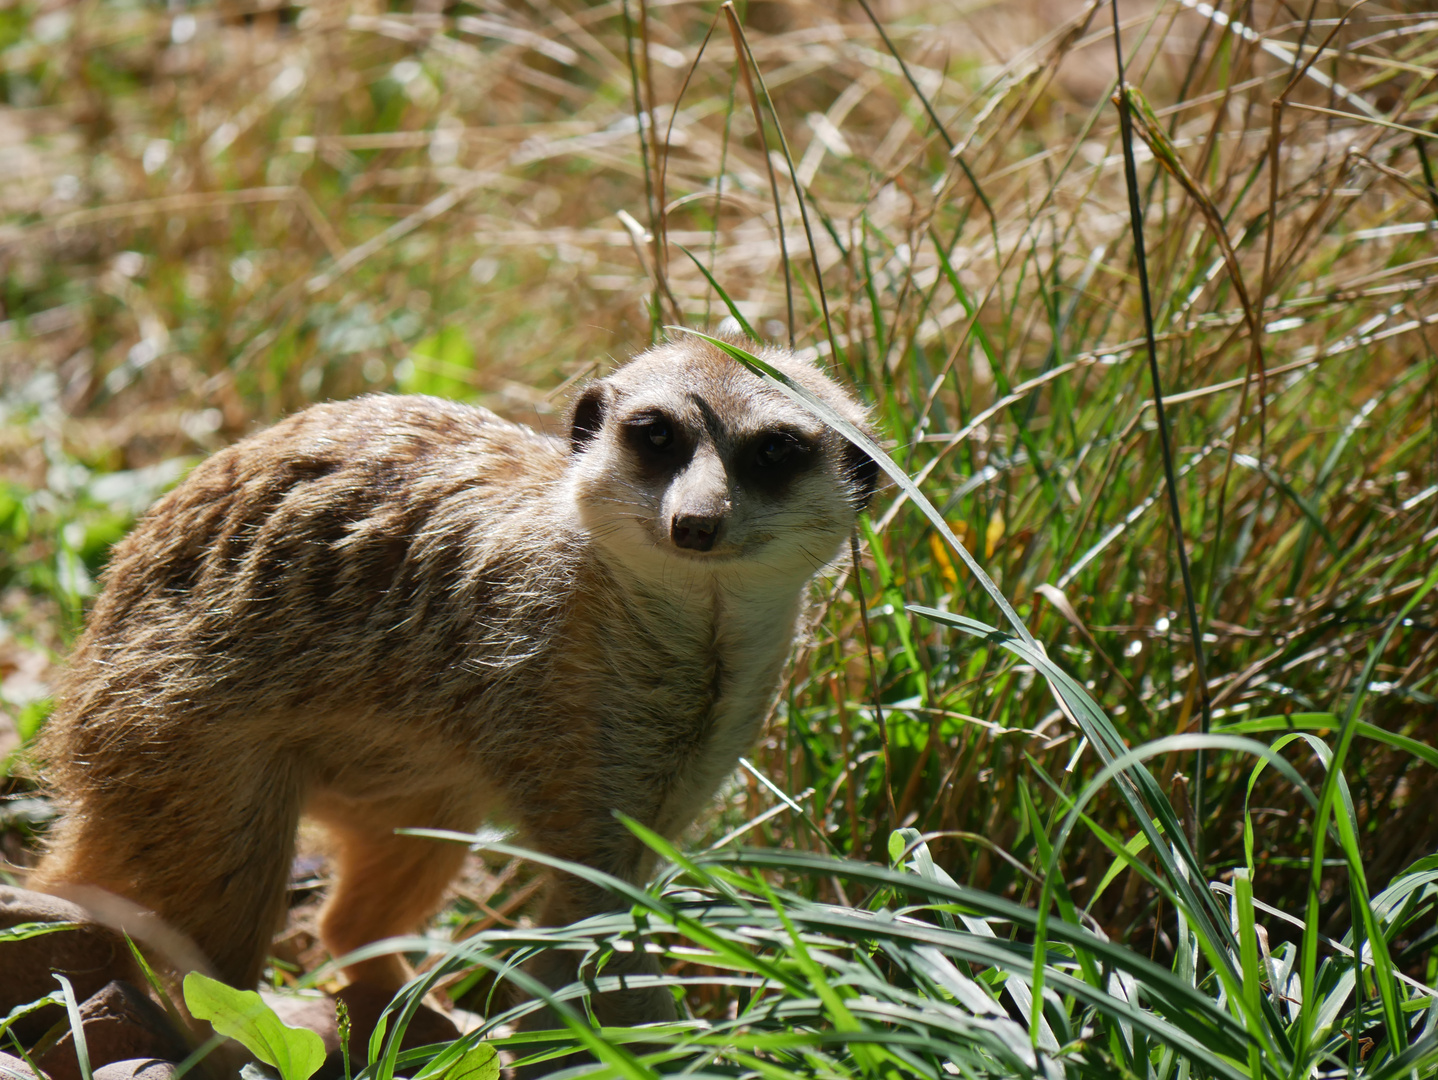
[567,565,806,837]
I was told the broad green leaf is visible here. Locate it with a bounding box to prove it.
[183,973,326,1080]
[413,1036,501,1080]
[443,1042,499,1080]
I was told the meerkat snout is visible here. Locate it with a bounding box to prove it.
[666,443,731,552]
[672,513,721,550]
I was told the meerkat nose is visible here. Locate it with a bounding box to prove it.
[672,513,721,552]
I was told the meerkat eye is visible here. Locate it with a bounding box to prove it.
[756,432,800,467]
[624,414,681,463]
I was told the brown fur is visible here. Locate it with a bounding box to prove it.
[30,335,877,1022]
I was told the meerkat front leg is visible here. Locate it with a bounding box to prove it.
[515,806,677,1040]
[307,792,479,990]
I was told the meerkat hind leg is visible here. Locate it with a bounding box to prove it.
[309,793,476,990]
[32,751,303,989]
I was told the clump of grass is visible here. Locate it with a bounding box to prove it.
[339,817,1438,1079]
[1,0,1435,1074]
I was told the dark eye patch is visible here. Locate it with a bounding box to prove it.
[641,419,674,449]
[753,431,811,468]
[621,411,687,471]
[741,429,815,493]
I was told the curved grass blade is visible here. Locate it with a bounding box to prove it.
[1216,712,1438,770]
[1295,561,1438,1062]
[393,830,1260,1073]
[404,830,814,1000]
[1240,732,1355,877]
[673,243,758,340]
[1031,733,1309,1072]
[707,849,1252,1059]
[907,604,1236,946]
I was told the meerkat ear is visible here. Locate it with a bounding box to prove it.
[569,383,609,453]
[843,441,881,509]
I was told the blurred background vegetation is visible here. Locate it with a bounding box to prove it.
[0,0,1434,1006]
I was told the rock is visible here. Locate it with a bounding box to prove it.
[0,1052,41,1080]
[0,887,144,1046]
[91,1061,179,1080]
[35,981,188,1080]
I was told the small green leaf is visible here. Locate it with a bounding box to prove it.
[401,325,477,399]
[183,973,326,1080]
[442,1041,500,1080]
[412,1033,501,1080]
[887,828,915,867]
[17,697,54,743]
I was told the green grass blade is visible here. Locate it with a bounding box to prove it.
[1217,713,1438,771]
[907,604,1238,949]
[673,243,758,340]
[53,974,93,1080]
[1295,561,1438,1062]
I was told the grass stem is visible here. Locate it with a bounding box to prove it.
[1108,0,1213,863]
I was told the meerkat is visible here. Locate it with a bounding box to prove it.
[29,332,878,1025]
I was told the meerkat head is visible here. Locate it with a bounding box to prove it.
[564,335,880,583]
